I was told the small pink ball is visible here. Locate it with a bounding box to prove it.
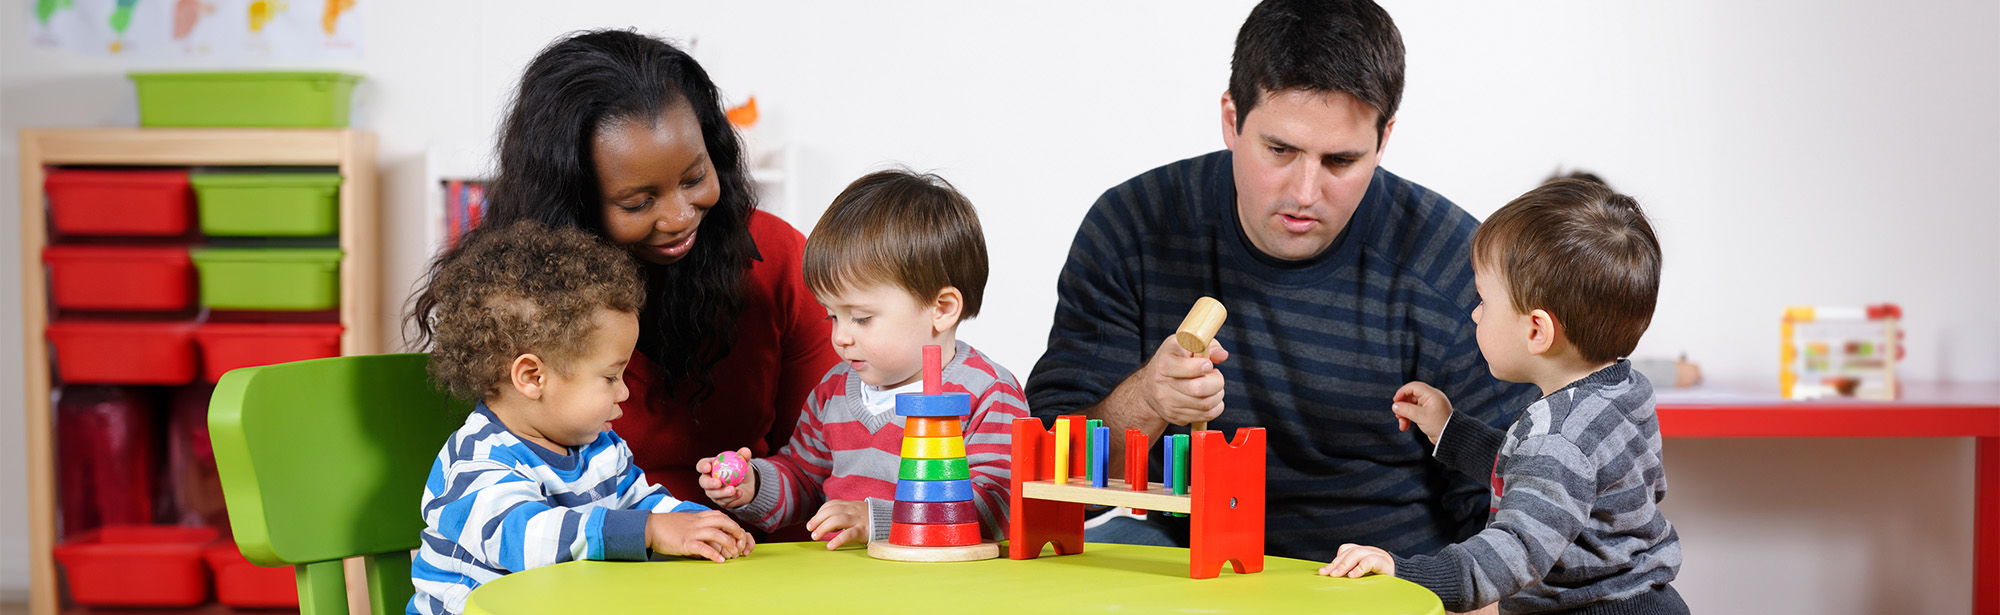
[712,451,749,487]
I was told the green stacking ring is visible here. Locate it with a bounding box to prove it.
[899,457,970,481]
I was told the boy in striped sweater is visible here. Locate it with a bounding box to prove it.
[408,221,753,615]
[696,169,1028,549]
[1321,180,1688,614]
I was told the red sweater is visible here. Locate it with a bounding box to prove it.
[612,210,840,539]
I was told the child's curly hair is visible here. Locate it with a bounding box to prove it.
[415,220,645,401]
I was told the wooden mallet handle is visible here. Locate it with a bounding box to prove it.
[1175,297,1226,432]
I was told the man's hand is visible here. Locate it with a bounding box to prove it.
[1129,336,1230,427]
[805,500,870,550]
[695,447,757,508]
[1391,381,1454,445]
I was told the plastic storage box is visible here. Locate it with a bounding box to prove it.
[46,319,199,385]
[56,387,156,539]
[205,541,299,608]
[44,169,193,236]
[43,245,194,312]
[195,322,344,383]
[189,247,343,311]
[130,71,361,128]
[52,525,219,607]
[190,173,343,237]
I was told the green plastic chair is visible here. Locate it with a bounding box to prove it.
[210,353,471,615]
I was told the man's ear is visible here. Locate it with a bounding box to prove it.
[1221,90,1240,149]
[930,286,965,334]
[1376,116,1396,155]
[1526,309,1560,356]
[510,353,549,400]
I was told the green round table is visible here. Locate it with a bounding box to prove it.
[464,542,1444,614]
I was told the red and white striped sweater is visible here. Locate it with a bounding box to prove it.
[734,341,1027,541]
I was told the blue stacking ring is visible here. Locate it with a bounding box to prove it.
[896,392,972,417]
[895,478,974,503]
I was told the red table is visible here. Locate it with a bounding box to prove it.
[1657,382,2000,614]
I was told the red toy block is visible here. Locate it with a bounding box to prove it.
[1008,417,1084,560]
[1125,428,1149,515]
[1189,427,1266,579]
[891,521,981,547]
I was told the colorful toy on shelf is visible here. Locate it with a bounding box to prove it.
[709,450,748,487]
[1781,304,1903,400]
[867,345,1001,562]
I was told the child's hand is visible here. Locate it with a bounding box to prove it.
[1391,381,1454,444]
[645,510,755,563]
[695,447,757,508]
[1319,543,1395,578]
[805,500,869,550]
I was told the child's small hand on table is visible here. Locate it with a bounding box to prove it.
[695,447,756,508]
[1391,381,1454,444]
[806,499,869,550]
[646,510,755,563]
[1319,543,1395,578]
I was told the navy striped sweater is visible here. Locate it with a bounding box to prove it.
[1026,150,1539,561]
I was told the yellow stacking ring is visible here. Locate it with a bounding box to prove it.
[900,435,966,459]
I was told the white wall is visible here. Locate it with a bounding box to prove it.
[3,1,1995,610]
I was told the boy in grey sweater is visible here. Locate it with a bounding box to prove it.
[1320,179,1687,614]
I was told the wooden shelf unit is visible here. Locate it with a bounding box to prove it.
[18,128,379,615]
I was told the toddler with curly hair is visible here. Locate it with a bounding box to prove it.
[407,220,753,615]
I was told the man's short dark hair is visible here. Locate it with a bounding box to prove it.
[1229,0,1404,147]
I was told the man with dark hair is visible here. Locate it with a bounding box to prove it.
[1027,0,1539,562]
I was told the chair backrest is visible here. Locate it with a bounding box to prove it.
[210,353,470,615]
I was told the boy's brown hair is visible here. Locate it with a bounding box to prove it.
[803,169,989,318]
[1471,178,1661,364]
[417,220,645,401]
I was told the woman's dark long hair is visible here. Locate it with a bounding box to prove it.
[408,29,757,408]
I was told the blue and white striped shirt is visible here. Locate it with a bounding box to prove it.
[408,404,707,615]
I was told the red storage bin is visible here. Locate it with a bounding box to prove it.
[43,245,194,311]
[45,169,194,237]
[168,384,230,531]
[56,386,155,539]
[47,319,199,385]
[205,541,300,608]
[195,322,344,383]
[53,525,217,607]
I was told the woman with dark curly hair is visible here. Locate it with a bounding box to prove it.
[410,30,838,539]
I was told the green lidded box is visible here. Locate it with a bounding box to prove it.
[190,173,342,237]
[130,72,361,128]
[189,248,343,311]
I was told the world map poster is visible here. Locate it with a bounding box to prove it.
[29,0,362,58]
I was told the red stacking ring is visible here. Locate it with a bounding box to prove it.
[889,521,981,547]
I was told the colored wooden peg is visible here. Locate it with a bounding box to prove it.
[893,500,979,525]
[1064,415,1088,479]
[891,520,981,547]
[1091,426,1109,488]
[900,436,967,459]
[923,344,942,395]
[1083,419,1102,482]
[904,415,962,438]
[1172,434,1191,495]
[1125,428,1149,515]
[895,478,974,503]
[899,457,970,481]
[1162,434,1176,494]
[1053,419,1071,485]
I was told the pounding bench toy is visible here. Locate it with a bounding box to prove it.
[867,345,1002,562]
[1008,297,1265,579]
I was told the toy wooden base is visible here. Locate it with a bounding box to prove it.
[867,540,1000,562]
[1008,416,1267,579]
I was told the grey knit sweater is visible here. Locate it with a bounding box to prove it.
[1395,361,1687,614]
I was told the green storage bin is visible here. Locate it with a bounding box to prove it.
[130,72,361,128]
[191,173,342,237]
[190,248,343,311]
